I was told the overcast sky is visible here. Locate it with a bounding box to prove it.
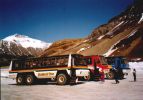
[0,0,133,42]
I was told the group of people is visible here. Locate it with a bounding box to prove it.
[99,68,136,84]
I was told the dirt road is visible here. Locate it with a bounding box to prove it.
[1,69,143,100]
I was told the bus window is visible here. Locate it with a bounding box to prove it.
[86,58,92,65]
[60,58,65,65]
[13,60,25,70]
[15,63,19,68]
[29,61,34,68]
[63,57,68,65]
[74,56,87,66]
[25,61,30,68]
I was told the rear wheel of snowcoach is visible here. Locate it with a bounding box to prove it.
[25,74,35,85]
[16,74,25,85]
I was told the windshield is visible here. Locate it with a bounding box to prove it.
[121,58,128,64]
[106,58,114,65]
[73,55,87,66]
[86,58,92,65]
[100,56,108,65]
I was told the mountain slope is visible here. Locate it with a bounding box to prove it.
[41,0,143,59]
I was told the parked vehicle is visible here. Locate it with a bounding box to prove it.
[9,54,89,85]
[84,55,112,80]
[106,56,130,79]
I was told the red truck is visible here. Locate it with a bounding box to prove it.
[84,55,112,80]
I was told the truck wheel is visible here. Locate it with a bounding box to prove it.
[57,73,68,85]
[107,72,114,79]
[119,73,124,79]
[16,74,25,85]
[26,74,35,85]
[84,75,91,81]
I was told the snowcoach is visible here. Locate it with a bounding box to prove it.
[84,55,112,80]
[106,56,130,79]
[9,54,89,85]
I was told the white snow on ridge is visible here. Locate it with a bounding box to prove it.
[97,35,105,40]
[77,46,90,53]
[127,29,137,38]
[77,48,86,53]
[3,34,52,49]
[138,13,143,24]
[103,48,117,57]
[106,21,124,35]
[103,39,122,57]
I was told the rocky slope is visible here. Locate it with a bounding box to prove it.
[41,0,143,59]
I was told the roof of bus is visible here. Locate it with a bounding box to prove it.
[84,55,104,58]
[12,54,83,61]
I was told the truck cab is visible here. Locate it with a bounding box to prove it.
[85,55,112,80]
[106,56,130,79]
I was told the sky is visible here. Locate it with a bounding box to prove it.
[0,0,133,43]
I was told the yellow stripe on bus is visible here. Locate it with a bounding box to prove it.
[9,67,70,73]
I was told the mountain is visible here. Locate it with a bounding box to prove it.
[3,34,51,49]
[41,0,143,60]
[0,34,51,66]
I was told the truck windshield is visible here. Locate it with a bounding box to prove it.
[106,58,114,65]
[100,56,108,65]
[121,58,128,64]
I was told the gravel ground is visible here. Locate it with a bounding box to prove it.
[1,68,143,100]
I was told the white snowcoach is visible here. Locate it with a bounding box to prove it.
[9,54,89,85]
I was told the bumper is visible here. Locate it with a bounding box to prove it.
[76,69,90,77]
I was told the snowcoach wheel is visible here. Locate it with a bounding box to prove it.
[57,73,68,85]
[16,74,25,85]
[26,74,35,85]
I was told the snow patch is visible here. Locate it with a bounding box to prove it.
[77,46,91,53]
[77,48,86,53]
[103,48,117,57]
[138,13,143,24]
[127,29,137,38]
[103,39,121,57]
[97,35,105,40]
[0,69,9,78]
[129,62,143,71]
[106,21,124,35]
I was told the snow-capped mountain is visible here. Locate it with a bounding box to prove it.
[3,34,51,49]
[0,34,51,66]
[41,0,143,60]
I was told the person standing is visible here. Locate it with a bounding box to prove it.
[99,68,105,82]
[133,68,136,82]
[114,68,120,84]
